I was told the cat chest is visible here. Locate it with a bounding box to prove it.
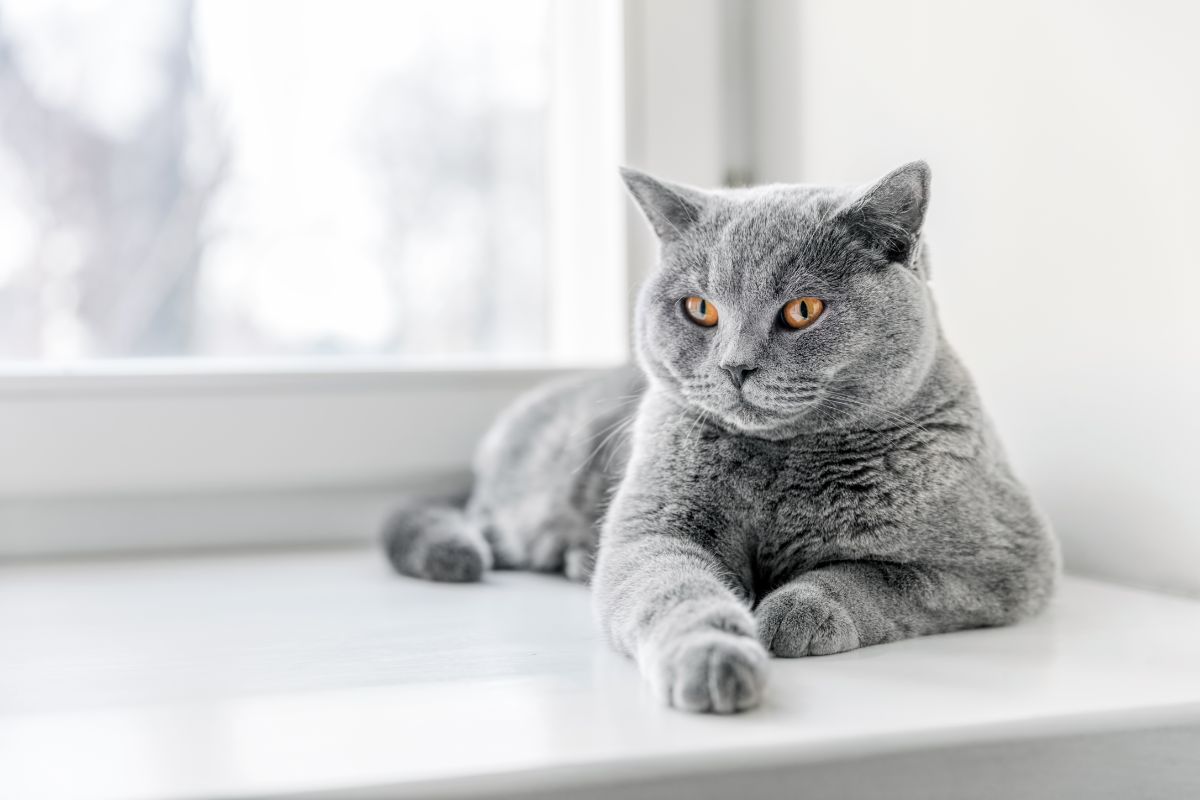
[709,440,902,512]
[706,441,916,559]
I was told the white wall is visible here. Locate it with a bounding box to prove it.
[750,0,1200,596]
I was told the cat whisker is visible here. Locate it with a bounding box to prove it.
[595,393,644,408]
[825,390,929,432]
[601,416,638,473]
[681,406,708,448]
[819,391,930,442]
[574,411,639,475]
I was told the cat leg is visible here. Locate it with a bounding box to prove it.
[755,561,1033,657]
[593,534,767,713]
[490,498,598,582]
[383,501,493,583]
[524,508,591,579]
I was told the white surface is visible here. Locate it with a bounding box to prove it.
[0,483,447,559]
[747,0,1200,597]
[2,548,1199,799]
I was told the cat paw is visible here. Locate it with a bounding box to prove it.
[756,583,861,657]
[423,539,489,582]
[652,631,768,713]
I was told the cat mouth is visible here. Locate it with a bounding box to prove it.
[720,390,825,430]
[727,395,803,423]
[732,396,777,414]
[681,379,822,432]
[735,389,820,414]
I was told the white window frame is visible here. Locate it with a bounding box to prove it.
[0,0,744,559]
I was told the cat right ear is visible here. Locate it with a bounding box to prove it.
[619,167,708,243]
[835,160,931,265]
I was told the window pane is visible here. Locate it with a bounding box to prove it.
[0,0,612,361]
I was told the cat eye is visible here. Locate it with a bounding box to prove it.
[780,297,825,330]
[682,296,719,327]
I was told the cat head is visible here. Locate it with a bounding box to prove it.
[623,161,940,439]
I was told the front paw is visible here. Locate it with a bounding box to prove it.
[756,583,860,657]
[651,631,768,714]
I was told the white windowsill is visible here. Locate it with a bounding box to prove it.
[2,548,1199,800]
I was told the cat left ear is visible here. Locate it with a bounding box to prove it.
[838,160,931,265]
[620,167,709,244]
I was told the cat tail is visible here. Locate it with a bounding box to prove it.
[382,490,493,583]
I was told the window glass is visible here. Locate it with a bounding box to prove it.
[0,0,595,361]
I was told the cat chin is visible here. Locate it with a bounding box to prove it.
[709,400,814,438]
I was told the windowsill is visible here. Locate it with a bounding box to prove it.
[2,547,1199,800]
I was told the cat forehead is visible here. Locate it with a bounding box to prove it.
[673,185,856,295]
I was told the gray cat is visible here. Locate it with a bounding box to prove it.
[384,161,1059,714]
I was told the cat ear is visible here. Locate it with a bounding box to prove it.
[837,160,931,264]
[619,167,708,243]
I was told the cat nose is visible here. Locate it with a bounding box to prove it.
[723,363,757,389]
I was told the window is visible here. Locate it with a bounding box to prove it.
[0,0,733,558]
[0,0,637,558]
[0,0,625,366]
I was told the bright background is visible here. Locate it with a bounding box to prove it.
[0,0,617,362]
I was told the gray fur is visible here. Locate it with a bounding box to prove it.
[384,161,1059,715]
[385,367,643,584]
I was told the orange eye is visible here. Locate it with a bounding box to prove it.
[781,297,825,329]
[683,296,718,327]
